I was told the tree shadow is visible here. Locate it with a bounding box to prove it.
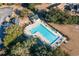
[0,26,6,49]
[29,40,52,56]
[14,9,21,15]
[36,10,48,21]
[4,33,29,55]
[7,33,28,48]
[21,3,29,8]
[29,40,69,56]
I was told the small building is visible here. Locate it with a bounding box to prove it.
[28,13,40,23]
[64,3,79,13]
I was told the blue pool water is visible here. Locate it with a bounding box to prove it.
[30,24,59,44]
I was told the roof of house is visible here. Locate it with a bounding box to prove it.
[28,13,39,22]
[0,7,13,25]
[0,7,13,17]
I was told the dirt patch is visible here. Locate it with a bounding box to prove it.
[19,16,31,27]
[48,23,79,56]
[35,3,50,10]
[57,3,64,11]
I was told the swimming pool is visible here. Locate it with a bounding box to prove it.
[30,24,59,44]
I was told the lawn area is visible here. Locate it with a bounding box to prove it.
[3,24,24,46]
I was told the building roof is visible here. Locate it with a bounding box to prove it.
[0,7,13,25]
[28,13,39,22]
[0,7,13,17]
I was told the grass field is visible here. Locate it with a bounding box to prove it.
[3,24,23,46]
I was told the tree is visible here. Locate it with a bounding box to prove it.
[0,3,3,6]
[10,42,30,56]
[19,8,28,17]
[41,7,79,24]
[9,38,37,56]
[3,24,23,46]
[27,4,35,10]
[29,42,69,56]
[5,38,69,56]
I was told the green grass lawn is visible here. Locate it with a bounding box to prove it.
[3,24,23,46]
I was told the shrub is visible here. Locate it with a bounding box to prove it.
[40,7,79,24]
